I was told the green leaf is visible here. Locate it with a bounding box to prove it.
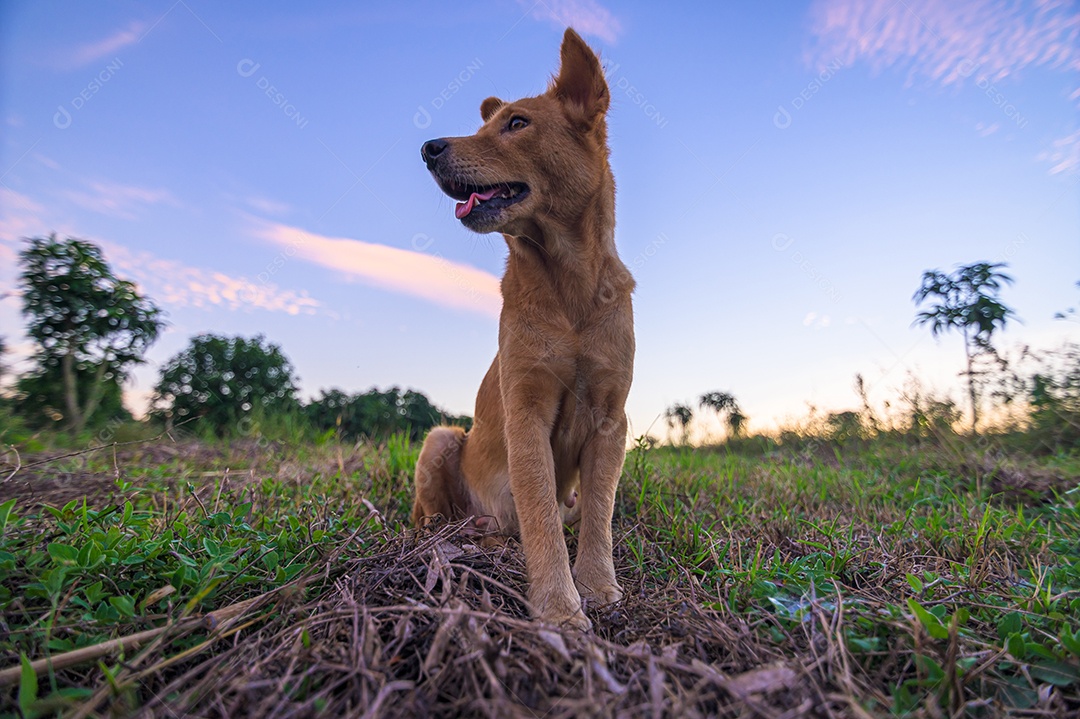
[47,637,74,652]
[1029,660,1080,687]
[47,543,78,565]
[94,602,119,623]
[915,654,945,682]
[43,567,67,595]
[19,653,38,716]
[998,611,1022,639]
[0,497,16,533]
[84,581,105,605]
[109,595,135,618]
[906,573,923,593]
[1060,627,1080,658]
[171,565,188,589]
[847,635,881,652]
[908,598,949,640]
[1026,641,1055,660]
[999,675,1038,709]
[1006,632,1026,659]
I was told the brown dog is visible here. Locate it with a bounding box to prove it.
[414,28,634,630]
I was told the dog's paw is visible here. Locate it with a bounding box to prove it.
[574,564,623,606]
[532,585,590,631]
[576,580,623,607]
[549,607,592,632]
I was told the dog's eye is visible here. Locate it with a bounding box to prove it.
[508,116,529,131]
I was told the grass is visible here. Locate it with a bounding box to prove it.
[0,430,1078,717]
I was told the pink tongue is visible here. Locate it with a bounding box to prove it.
[455,188,500,219]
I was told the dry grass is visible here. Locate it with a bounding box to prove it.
[1,434,1078,717]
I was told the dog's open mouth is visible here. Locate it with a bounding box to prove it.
[442,181,530,220]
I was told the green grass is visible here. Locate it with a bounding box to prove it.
[0,432,1078,717]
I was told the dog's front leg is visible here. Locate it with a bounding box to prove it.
[503,377,589,630]
[573,411,626,606]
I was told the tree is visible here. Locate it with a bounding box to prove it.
[18,364,131,428]
[1054,281,1079,322]
[699,391,747,439]
[153,334,300,434]
[664,403,694,445]
[913,261,1016,433]
[305,386,470,442]
[19,235,164,432]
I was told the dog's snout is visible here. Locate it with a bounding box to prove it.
[421,139,449,170]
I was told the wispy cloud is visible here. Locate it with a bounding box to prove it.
[519,0,622,44]
[806,0,1080,173]
[1038,127,1080,175]
[101,241,322,316]
[0,188,46,243]
[254,222,502,318]
[246,196,292,216]
[61,21,146,69]
[806,0,1080,81]
[64,180,181,220]
[0,192,317,319]
[803,311,832,329]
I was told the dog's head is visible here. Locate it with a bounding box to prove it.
[421,28,611,236]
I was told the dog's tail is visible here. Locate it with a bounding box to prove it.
[411,426,468,526]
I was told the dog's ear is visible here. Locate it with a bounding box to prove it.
[480,96,505,122]
[550,28,609,124]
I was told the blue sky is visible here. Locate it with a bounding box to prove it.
[1,0,1078,439]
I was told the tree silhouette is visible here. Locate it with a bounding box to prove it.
[19,235,164,432]
[913,261,1016,433]
[1054,281,1078,322]
[664,403,694,445]
[699,391,747,439]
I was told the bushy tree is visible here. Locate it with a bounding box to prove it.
[1027,344,1080,449]
[305,386,469,442]
[18,364,131,428]
[18,235,164,432]
[153,334,299,434]
[913,261,1016,433]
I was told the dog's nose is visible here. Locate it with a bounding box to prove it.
[421,139,448,170]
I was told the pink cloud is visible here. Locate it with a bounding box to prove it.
[519,0,622,44]
[0,188,46,242]
[99,242,321,316]
[807,0,1080,81]
[62,21,146,69]
[64,180,181,220]
[254,222,502,318]
[805,0,1080,173]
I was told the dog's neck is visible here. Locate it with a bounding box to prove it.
[501,168,629,321]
